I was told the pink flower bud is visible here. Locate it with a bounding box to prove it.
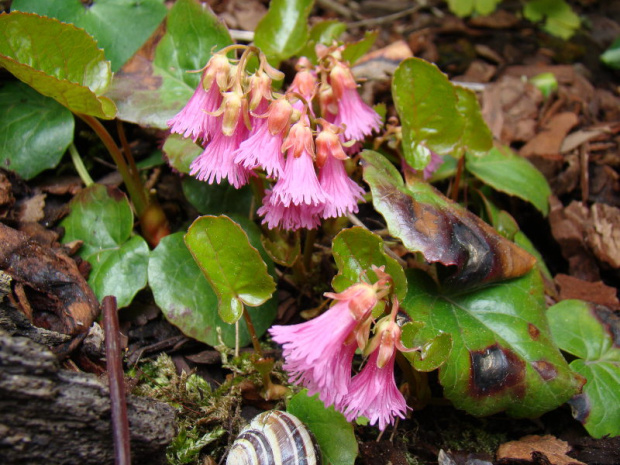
[315,127,348,168]
[220,92,245,136]
[329,63,357,99]
[203,54,231,91]
[267,98,294,136]
[282,119,314,159]
[248,73,272,112]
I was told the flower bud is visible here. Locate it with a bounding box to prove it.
[267,98,293,135]
[329,62,357,99]
[249,73,272,111]
[290,68,317,99]
[315,128,347,168]
[203,54,231,91]
[220,92,244,136]
[282,119,314,159]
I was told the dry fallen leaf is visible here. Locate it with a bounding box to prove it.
[497,435,586,465]
[555,273,620,309]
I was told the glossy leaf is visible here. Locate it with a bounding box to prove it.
[61,184,148,307]
[299,20,347,63]
[288,390,358,465]
[362,150,536,290]
[11,0,167,71]
[0,81,74,179]
[331,227,407,300]
[466,147,552,216]
[148,232,276,348]
[454,86,493,157]
[107,0,232,128]
[184,216,276,324]
[401,323,452,372]
[254,0,314,65]
[342,30,379,65]
[0,12,116,118]
[182,178,253,217]
[547,300,620,438]
[402,268,583,417]
[392,58,464,168]
[523,0,580,39]
[163,133,202,174]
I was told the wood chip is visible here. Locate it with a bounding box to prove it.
[497,435,586,465]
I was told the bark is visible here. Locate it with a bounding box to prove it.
[0,329,176,464]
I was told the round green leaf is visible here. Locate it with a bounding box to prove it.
[12,0,167,72]
[401,324,452,372]
[184,216,276,324]
[60,184,148,307]
[547,300,620,438]
[331,227,407,300]
[0,81,74,179]
[466,147,552,216]
[401,269,583,417]
[182,178,253,217]
[106,0,232,128]
[287,390,358,465]
[149,232,276,348]
[163,133,202,174]
[392,58,464,167]
[0,12,116,118]
[254,0,314,66]
[454,86,493,157]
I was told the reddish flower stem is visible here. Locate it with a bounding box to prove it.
[243,306,263,358]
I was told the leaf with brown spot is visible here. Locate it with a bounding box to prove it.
[361,150,536,290]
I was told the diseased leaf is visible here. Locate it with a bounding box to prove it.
[0,12,116,118]
[392,58,464,168]
[61,184,148,308]
[361,150,536,290]
[331,227,407,301]
[288,390,358,465]
[184,215,276,324]
[402,269,583,417]
[149,232,276,348]
[12,0,167,71]
[547,300,620,438]
[254,0,315,66]
[466,147,552,215]
[106,0,232,128]
[0,81,74,179]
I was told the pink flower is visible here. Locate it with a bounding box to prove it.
[189,118,251,188]
[234,120,285,178]
[341,349,408,431]
[269,283,379,406]
[258,190,322,230]
[319,154,364,219]
[423,151,444,180]
[167,81,222,142]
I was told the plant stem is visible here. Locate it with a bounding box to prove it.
[242,306,263,358]
[451,153,466,202]
[68,143,94,187]
[302,228,317,272]
[77,114,148,215]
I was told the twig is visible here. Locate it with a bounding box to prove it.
[103,296,131,465]
[348,6,421,28]
[316,0,360,19]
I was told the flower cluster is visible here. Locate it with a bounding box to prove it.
[168,45,382,230]
[269,268,413,430]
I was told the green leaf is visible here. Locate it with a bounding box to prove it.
[361,150,536,290]
[401,323,452,372]
[529,72,559,98]
[392,58,464,168]
[148,232,276,348]
[341,30,379,65]
[547,300,620,438]
[106,0,232,128]
[254,0,315,66]
[61,184,148,307]
[184,215,276,324]
[260,231,301,267]
[182,178,253,217]
[447,0,502,16]
[163,133,202,174]
[288,390,358,465]
[331,227,407,301]
[465,147,552,216]
[402,268,583,417]
[12,0,167,72]
[0,12,116,118]
[523,0,580,39]
[601,36,620,70]
[454,86,493,157]
[298,20,347,63]
[0,81,74,179]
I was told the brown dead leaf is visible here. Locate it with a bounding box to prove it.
[586,203,620,268]
[17,193,46,223]
[353,40,413,81]
[0,171,14,218]
[555,274,620,309]
[497,435,586,465]
[482,75,543,144]
[220,0,266,31]
[521,112,579,158]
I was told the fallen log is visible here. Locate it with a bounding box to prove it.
[0,329,176,464]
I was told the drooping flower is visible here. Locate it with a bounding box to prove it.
[423,151,444,180]
[269,282,380,407]
[258,190,322,231]
[329,63,382,142]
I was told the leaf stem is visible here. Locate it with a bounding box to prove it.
[451,154,466,202]
[68,143,94,187]
[242,306,263,358]
[302,228,317,272]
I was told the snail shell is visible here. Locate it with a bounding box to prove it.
[226,410,322,465]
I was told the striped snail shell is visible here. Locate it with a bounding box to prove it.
[226,410,322,465]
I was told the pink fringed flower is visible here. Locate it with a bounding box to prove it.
[341,349,407,431]
[319,154,364,219]
[269,283,379,407]
[257,190,322,231]
[234,120,285,178]
[167,80,222,142]
[330,63,382,141]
